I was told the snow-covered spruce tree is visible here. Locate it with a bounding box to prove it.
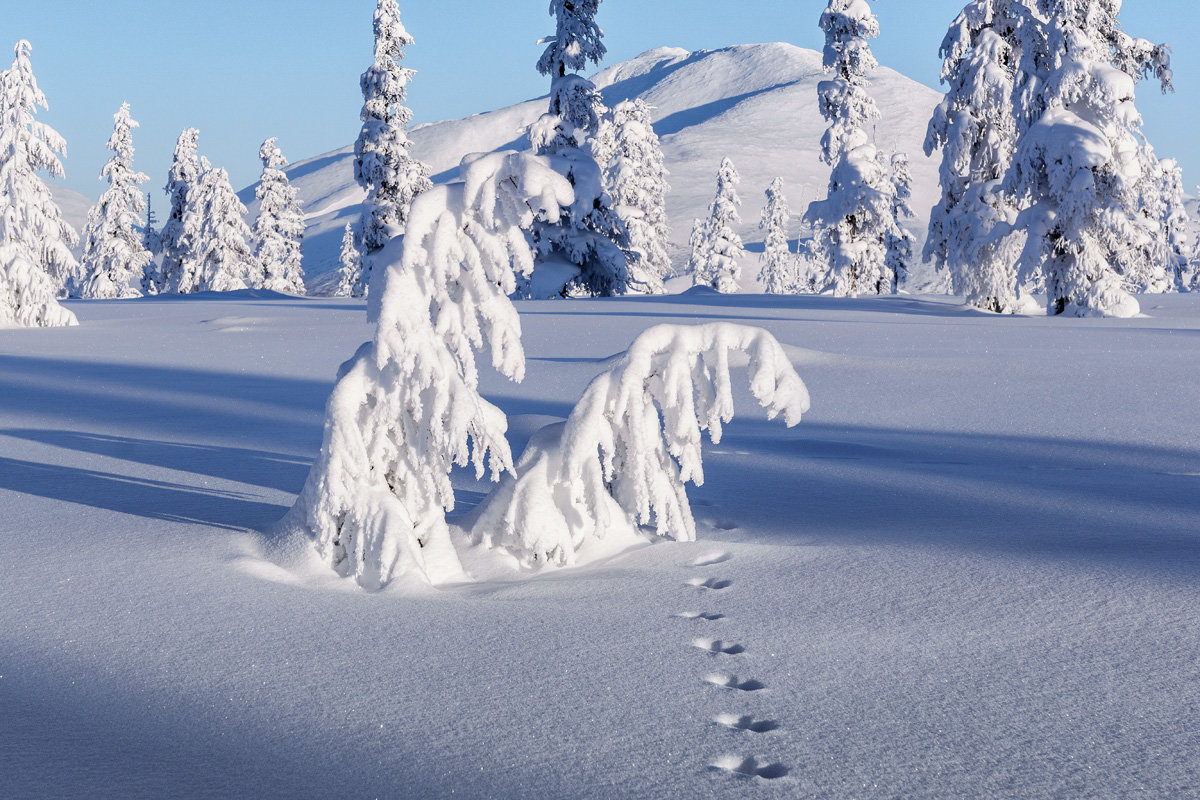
[252,138,305,294]
[0,40,79,300]
[353,0,431,296]
[330,222,363,298]
[1002,0,1173,317]
[157,128,201,293]
[1124,150,1189,294]
[471,323,810,568]
[78,103,152,300]
[594,99,671,294]
[805,0,912,298]
[529,0,628,297]
[758,177,793,294]
[924,0,1031,311]
[177,158,253,293]
[885,152,916,292]
[690,158,744,293]
[285,151,574,589]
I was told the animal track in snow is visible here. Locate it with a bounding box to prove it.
[705,674,766,692]
[709,755,789,780]
[692,638,745,655]
[686,577,732,591]
[689,551,731,567]
[713,714,780,733]
[674,611,725,621]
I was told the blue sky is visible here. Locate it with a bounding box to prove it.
[5,0,1197,200]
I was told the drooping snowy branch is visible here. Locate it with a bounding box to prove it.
[472,323,810,568]
[286,151,574,589]
[79,103,151,299]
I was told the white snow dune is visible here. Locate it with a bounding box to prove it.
[241,43,943,292]
[2,290,1199,798]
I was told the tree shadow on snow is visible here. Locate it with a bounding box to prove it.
[694,419,1200,581]
[0,455,287,531]
[0,429,310,494]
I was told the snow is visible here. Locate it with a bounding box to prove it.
[3,288,1199,797]
[241,43,943,292]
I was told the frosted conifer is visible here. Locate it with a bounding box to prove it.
[529,0,628,297]
[79,103,151,299]
[252,138,305,294]
[331,222,363,298]
[178,158,253,293]
[157,129,201,293]
[1002,0,1173,317]
[353,0,431,296]
[805,0,911,297]
[924,0,1030,311]
[691,158,744,293]
[594,99,671,294]
[885,152,916,292]
[758,177,793,294]
[0,40,79,299]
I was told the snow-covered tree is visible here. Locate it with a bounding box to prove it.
[471,323,810,567]
[0,242,77,327]
[594,99,671,294]
[330,222,363,298]
[353,0,431,297]
[178,158,253,293]
[758,177,793,294]
[157,128,201,293]
[529,0,628,297]
[78,103,151,300]
[1122,151,1189,294]
[0,40,79,298]
[285,150,574,589]
[1001,0,1173,317]
[885,152,916,292]
[691,158,744,293]
[252,138,305,294]
[924,0,1030,310]
[804,0,911,297]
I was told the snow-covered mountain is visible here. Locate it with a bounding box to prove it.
[241,43,944,292]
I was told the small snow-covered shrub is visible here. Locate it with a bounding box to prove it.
[471,323,810,568]
[285,151,573,590]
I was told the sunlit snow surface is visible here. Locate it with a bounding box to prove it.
[2,289,1199,798]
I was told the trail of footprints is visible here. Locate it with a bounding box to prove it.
[679,550,790,782]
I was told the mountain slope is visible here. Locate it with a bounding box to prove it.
[242,43,945,291]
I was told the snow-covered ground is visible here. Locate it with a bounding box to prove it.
[3,289,1198,798]
[241,43,943,292]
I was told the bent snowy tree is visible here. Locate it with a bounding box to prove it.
[285,151,573,590]
[471,323,810,568]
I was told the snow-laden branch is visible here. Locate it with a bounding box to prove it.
[472,323,810,568]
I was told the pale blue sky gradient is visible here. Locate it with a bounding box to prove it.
[5,0,1196,201]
